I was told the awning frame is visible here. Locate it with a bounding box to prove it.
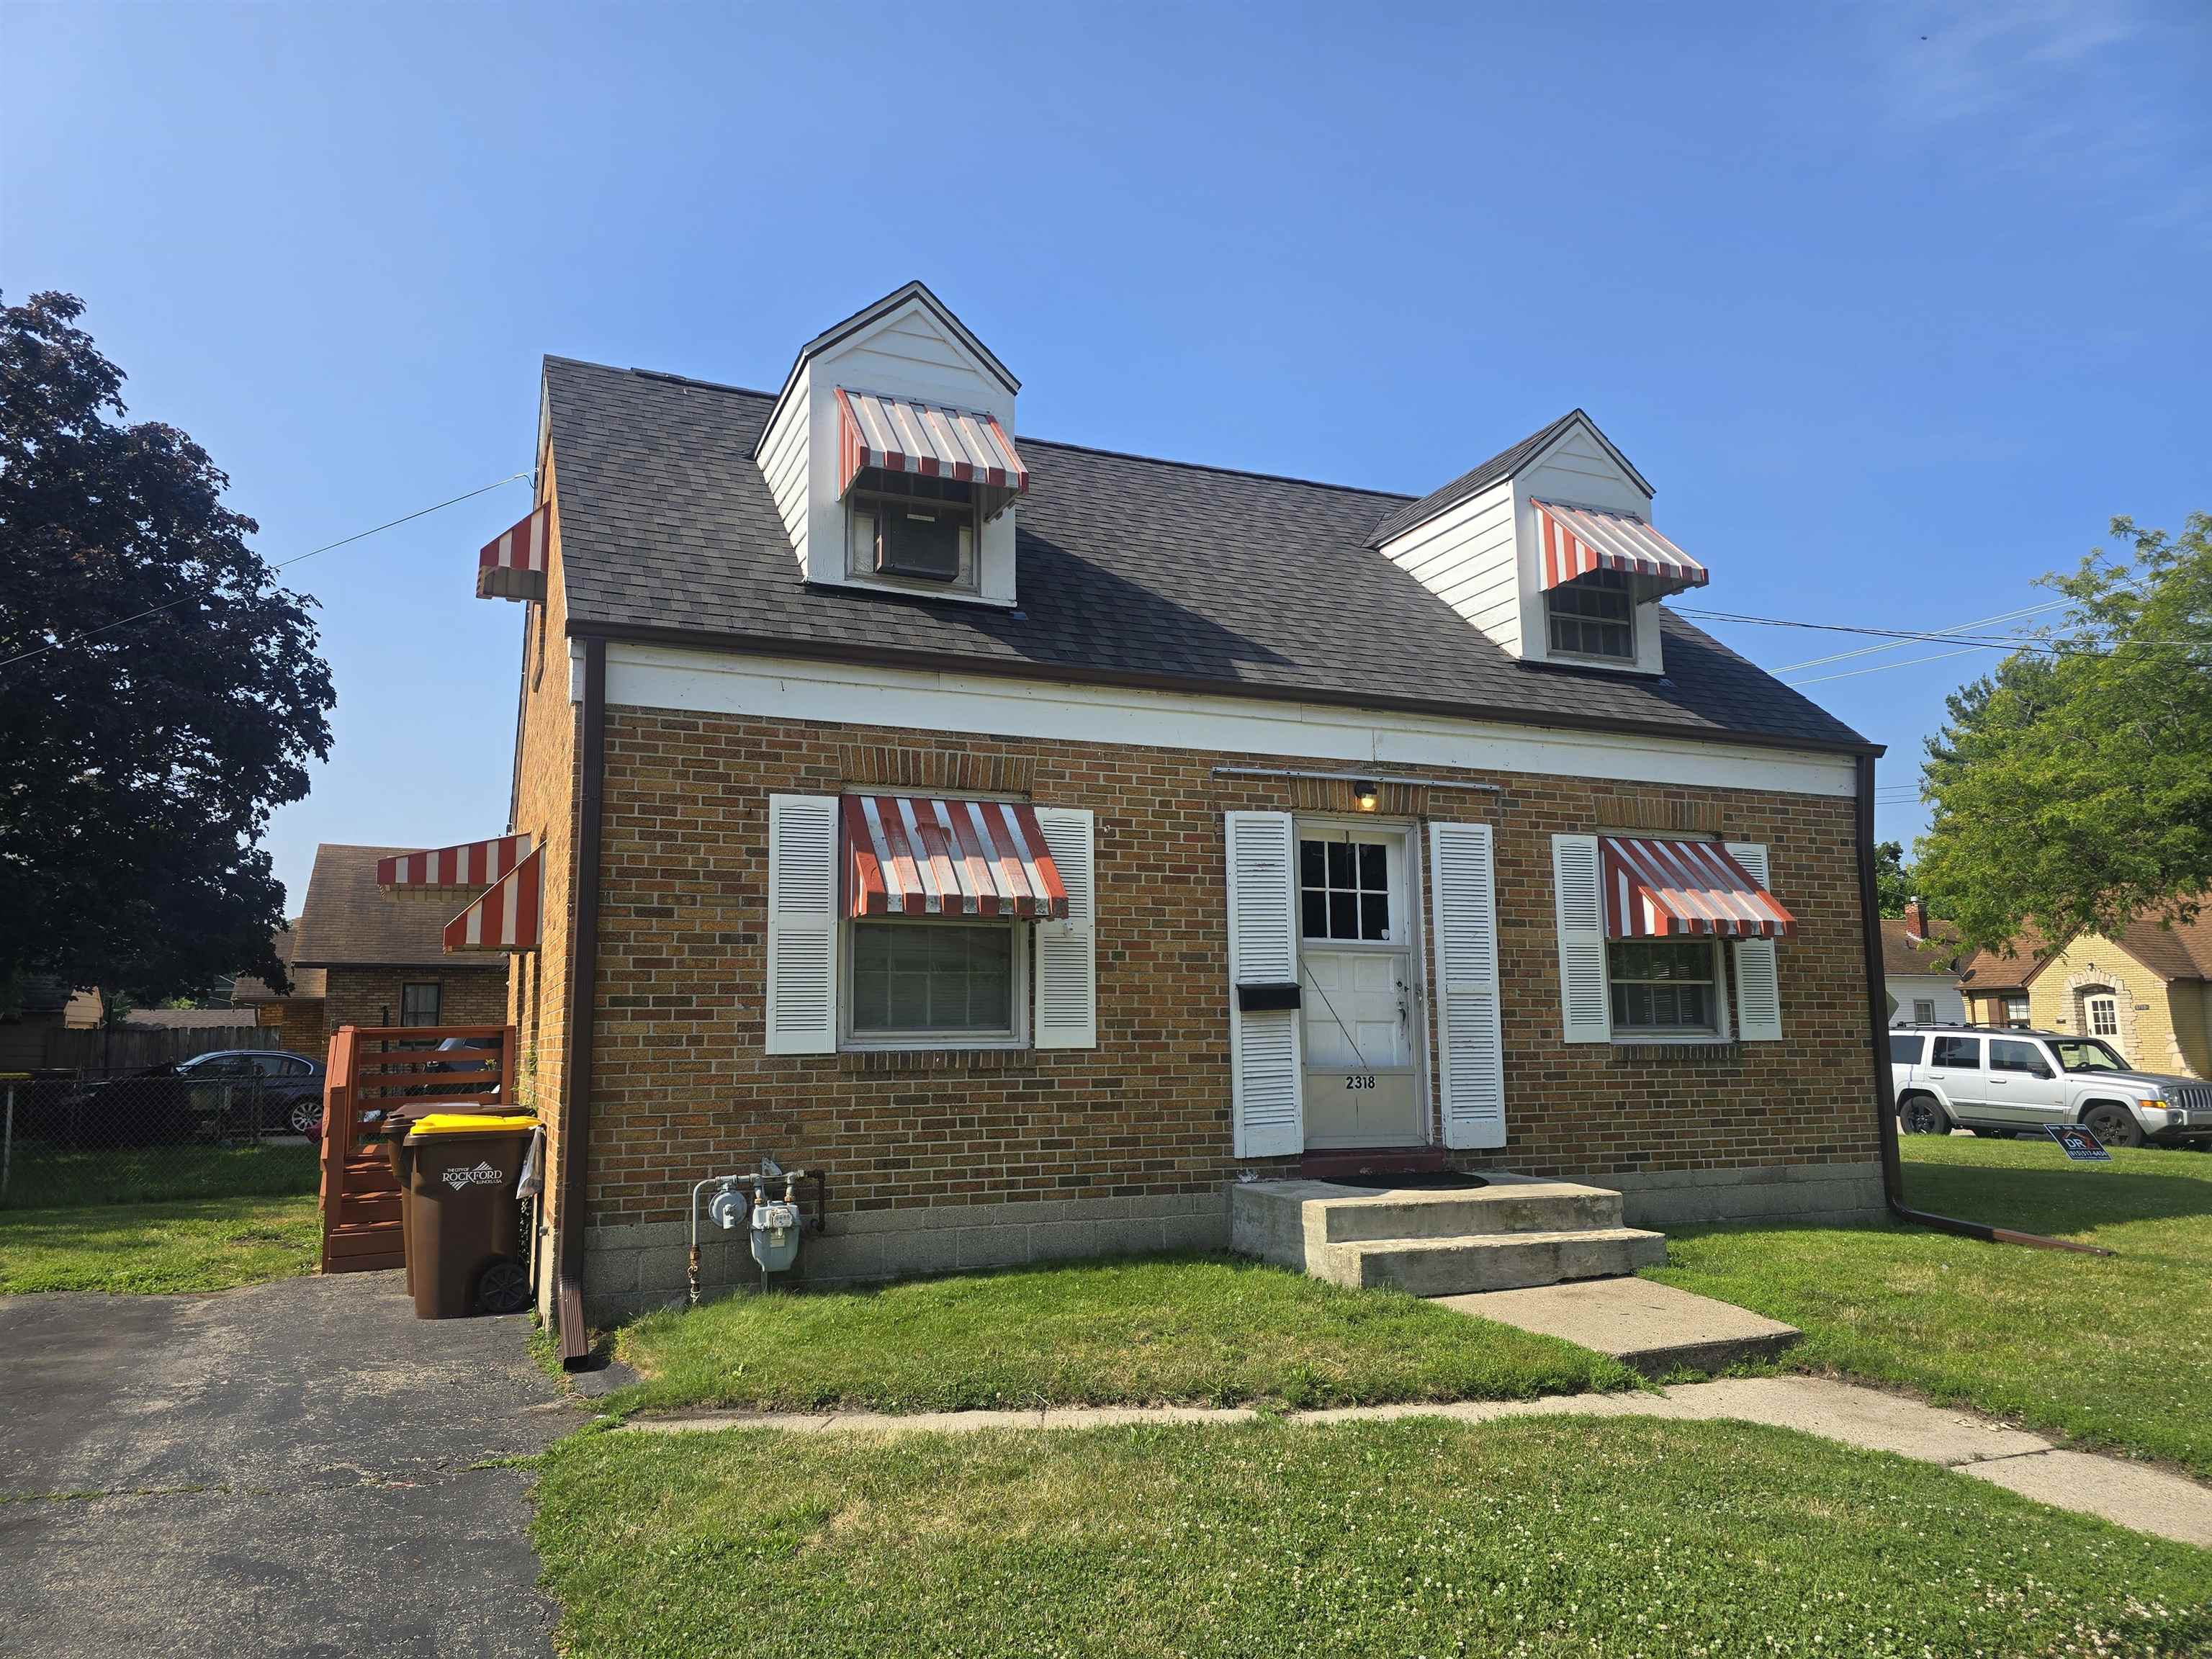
[1534,498,1709,598]
[1601,835,1794,940]
[835,387,1029,522]
[842,794,1069,921]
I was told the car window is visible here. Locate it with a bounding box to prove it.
[1989,1039,2051,1076]
[1889,1033,1925,1065]
[251,1054,292,1077]
[1930,1035,1982,1069]
[2052,1040,2126,1072]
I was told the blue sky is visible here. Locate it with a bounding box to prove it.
[8,0,2207,907]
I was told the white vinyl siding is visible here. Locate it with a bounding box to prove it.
[1226,811,1303,1159]
[1429,822,1506,1149]
[1726,841,1784,1042]
[1551,833,1611,1043]
[764,793,841,1054]
[756,359,811,578]
[1030,807,1097,1049]
[1375,479,1522,655]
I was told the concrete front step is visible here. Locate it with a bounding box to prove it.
[1337,1226,1667,1296]
[1230,1174,1667,1297]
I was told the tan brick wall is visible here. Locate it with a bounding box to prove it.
[561,708,1880,1235]
[271,999,327,1062]
[505,458,581,1254]
[323,965,508,1036]
[2025,933,2207,1077]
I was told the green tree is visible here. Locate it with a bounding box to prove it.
[1919,512,2212,952]
[1873,840,1913,918]
[0,292,333,1003]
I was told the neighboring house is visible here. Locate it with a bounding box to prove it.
[428,281,1892,1334]
[1883,899,1967,1025]
[1961,907,2212,1078]
[271,845,509,1058]
[230,922,330,1058]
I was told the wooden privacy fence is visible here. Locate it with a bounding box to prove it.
[318,1023,517,1274]
[43,1024,279,1071]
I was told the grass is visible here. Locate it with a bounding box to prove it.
[0,1142,322,1293]
[533,1416,2212,1659]
[0,1142,321,1210]
[1647,1135,2212,1476]
[611,1254,1636,1414]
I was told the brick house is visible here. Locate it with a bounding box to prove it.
[240,844,508,1058]
[416,282,1896,1345]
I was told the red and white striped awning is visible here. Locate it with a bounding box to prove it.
[836,388,1028,509]
[377,835,534,894]
[442,847,542,953]
[477,504,549,601]
[1601,837,1795,940]
[1534,499,1708,596]
[842,796,1068,920]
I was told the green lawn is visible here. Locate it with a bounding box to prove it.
[0,1142,323,1294]
[611,1254,1635,1414]
[534,1416,2212,1659]
[1648,1136,2212,1476]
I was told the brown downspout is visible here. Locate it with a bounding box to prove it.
[1853,753,2110,1256]
[554,634,608,1364]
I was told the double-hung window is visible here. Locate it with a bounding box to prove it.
[1606,940,1720,1036]
[1546,568,1635,661]
[846,920,1023,1045]
[400,982,441,1027]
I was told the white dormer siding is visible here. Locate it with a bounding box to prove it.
[1376,413,1671,676]
[755,287,1022,608]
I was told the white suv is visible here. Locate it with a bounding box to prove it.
[1890,1025,2212,1148]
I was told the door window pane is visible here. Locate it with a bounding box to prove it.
[1300,836,1394,943]
[1930,1035,1981,1069]
[2086,994,2118,1037]
[1990,1040,2049,1076]
[850,923,1015,1035]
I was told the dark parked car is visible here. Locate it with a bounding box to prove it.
[57,1049,325,1145]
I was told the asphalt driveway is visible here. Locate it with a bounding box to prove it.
[0,1272,582,1658]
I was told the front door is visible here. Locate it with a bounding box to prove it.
[1296,824,1424,1149]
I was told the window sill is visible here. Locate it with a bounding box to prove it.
[837,1047,1037,1075]
[1608,1038,1743,1063]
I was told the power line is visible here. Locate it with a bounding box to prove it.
[1676,607,2057,652]
[1787,645,1989,686]
[1774,595,2073,674]
[0,472,530,671]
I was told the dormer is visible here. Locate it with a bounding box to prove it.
[1369,410,1708,676]
[753,282,1028,608]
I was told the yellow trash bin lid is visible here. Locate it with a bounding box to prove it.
[406,1112,536,1140]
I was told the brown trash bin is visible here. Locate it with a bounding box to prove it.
[398,1114,536,1319]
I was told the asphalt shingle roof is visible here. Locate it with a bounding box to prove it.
[541,359,1871,754]
[289,845,508,971]
[1881,917,1966,977]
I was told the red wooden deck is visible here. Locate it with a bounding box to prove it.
[318,1024,519,1274]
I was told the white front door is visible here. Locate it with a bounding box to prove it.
[1297,824,1424,1149]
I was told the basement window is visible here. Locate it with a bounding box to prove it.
[1547,568,1635,661]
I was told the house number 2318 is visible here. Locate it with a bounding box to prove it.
[1344,1074,1377,1091]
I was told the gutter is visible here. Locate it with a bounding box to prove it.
[567,619,1885,762]
[554,634,609,1364]
[1853,753,2111,1257]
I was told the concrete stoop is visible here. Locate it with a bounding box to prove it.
[1230,1174,1668,1296]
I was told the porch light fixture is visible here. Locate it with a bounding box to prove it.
[1354,780,1380,811]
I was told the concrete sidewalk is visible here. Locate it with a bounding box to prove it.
[622,1374,2212,1550]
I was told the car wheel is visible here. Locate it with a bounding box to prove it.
[288,1100,319,1137]
[2081,1101,2144,1148]
[1899,1094,1950,1135]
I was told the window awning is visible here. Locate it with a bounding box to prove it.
[842,795,1069,920]
[836,388,1029,511]
[477,505,549,601]
[1534,499,1708,597]
[377,835,534,894]
[442,847,542,953]
[1601,836,1794,940]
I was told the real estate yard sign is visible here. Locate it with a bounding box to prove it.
[2046,1125,2112,1163]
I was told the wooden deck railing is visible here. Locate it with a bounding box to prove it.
[318,1023,518,1274]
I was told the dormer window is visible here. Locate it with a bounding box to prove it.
[1546,567,1635,661]
[848,471,978,589]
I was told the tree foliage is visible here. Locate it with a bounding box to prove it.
[1919,512,2212,953]
[1873,841,1913,919]
[0,292,333,1001]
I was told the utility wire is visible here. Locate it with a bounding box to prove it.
[0,471,530,671]
[1774,595,2073,674]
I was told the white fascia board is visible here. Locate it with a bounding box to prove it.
[599,642,1858,799]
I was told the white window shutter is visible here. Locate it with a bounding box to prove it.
[765,793,840,1055]
[1727,841,1784,1042]
[1430,822,1506,1150]
[1225,811,1302,1159]
[1552,834,1611,1043]
[1032,807,1097,1049]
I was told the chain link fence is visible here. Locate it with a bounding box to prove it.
[1,1060,325,1211]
